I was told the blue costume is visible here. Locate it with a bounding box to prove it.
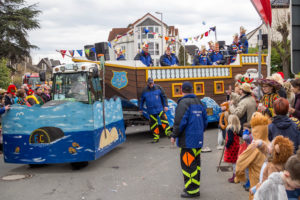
[160,53,179,66]
[193,54,211,65]
[117,54,125,60]
[134,51,153,67]
[210,51,224,65]
[239,34,248,53]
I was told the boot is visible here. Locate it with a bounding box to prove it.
[180,191,200,198]
[243,179,250,191]
[228,173,235,183]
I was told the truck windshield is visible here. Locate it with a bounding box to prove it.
[28,77,41,87]
[53,73,88,102]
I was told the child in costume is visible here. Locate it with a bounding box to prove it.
[254,149,300,200]
[224,114,241,183]
[235,112,270,200]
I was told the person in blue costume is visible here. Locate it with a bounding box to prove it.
[134,43,153,67]
[229,34,242,64]
[239,26,248,54]
[115,48,125,61]
[193,46,211,66]
[210,42,225,65]
[160,46,179,66]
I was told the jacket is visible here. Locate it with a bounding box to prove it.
[229,94,257,126]
[239,34,249,53]
[134,51,153,67]
[210,51,225,65]
[160,53,179,66]
[0,106,5,115]
[268,115,300,152]
[193,54,211,66]
[254,172,288,200]
[139,84,168,115]
[171,94,207,148]
[4,95,14,106]
[292,93,300,120]
[117,54,125,60]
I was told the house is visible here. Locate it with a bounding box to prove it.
[247,0,290,48]
[36,58,61,80]
[108,13,180,66]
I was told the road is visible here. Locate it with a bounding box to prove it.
[0,125,248,200]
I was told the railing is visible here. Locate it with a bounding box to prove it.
[147,66,231,81]
[241,54,267,65]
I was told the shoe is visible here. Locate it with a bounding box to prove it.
[228,173,235,183]
[180,191,200,198]
[217,145,224,150]
[151,139,159,143]
[243,179,250,191]
[202,147,212,153]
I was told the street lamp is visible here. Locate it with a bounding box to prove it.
[155,12,163,57]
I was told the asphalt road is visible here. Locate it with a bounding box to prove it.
[0,125,248,200]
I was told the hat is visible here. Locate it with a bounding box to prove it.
[256,78,282,90]
[147,77,154,84]
[27,89,34,95]
[182,81,193,93]
[233,33,239,38]
[142,43,149,49]
[7,84,17,96]
[0,89,6,95]
[240,26,246,33]
[240,83,252,93]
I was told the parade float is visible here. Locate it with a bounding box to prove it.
[2,58,126,165]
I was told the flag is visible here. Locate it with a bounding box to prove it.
[210,26,216,31]
[144,28,149,34]
[202,21,206,25]
[205,31,209,37]
[77,50,83,56]
[184,38,188,43]
[91,47,96,53]
[85,49,90,57]
[200,34,204,39]
[108,42,112,48]
[68,50,74,57]
[194,36,199,41]
[251,0,272,26]
[165,36,169,41]
[60,50,67,58]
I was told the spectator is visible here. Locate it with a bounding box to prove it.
[34,87,45,105]
[257,78,281,118]
[283,81,295,107]
[254,149,300,200]
[134,43,153,67]
[271,72,287,98]
[5,84,17,106]
[41,86,51,103]
[268,98,300,152]
[239,26,249,53]
[289,78,300,120]
[115,48,125,61]
[228,83,257,127]
[16,89,28,106]
[26,89,39,106]
[160,46,179,66]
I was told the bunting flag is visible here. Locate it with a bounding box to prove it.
[144,28,149,34]
[91,47,96,54]
[202,21,206,25]
[108,42,112,48]
[184,38,188,43]
[200,34,204,39]
[210,26,216,31]
[85,49,90,57]
[68,50,74,57]
[60,50,67,58]
[77,50,83,57]
[165,36,169,41]
[205,31,209,37]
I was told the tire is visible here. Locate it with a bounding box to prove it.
[71,162,89,170]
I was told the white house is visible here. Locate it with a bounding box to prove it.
[108,13,179,66]
[247,0,290,48]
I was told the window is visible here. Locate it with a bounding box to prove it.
[194,82,205,95]
[172,83,183,97]
[148,42,154,55]
[214,81,224,94]
[155,43,160,55]
[155,27,159,33]
[148,27,154,39]
[121,46,126,58]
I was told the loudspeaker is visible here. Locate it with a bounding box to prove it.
[257,34,268,49]
[218,41,226,50]
[84,45,96,61]
[291,0,300,74]
[95,42,110,61]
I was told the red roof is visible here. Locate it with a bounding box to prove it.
[108,28,130,42]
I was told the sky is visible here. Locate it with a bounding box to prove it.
[26,0,262,64]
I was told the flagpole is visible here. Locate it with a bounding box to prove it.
[267,25,271,77]
[214,27,218,42]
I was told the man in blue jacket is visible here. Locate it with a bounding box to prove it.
[160,47,179,66]
[239,26,248,54]
[171,81,207,198]
[134,44,153,67]
[193,46,211,66]
[139,78,171,143]
[210,43,225,65]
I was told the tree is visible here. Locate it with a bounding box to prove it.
[0,59,11,89]
[0,0,40,69]
[178,45,188,66]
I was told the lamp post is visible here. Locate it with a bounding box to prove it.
[155,12,163,57]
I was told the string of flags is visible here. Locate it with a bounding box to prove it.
[58,49,94,58]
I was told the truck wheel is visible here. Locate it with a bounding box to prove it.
[71,162,89,170]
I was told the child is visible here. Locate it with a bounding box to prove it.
[254,149,300,200]
[224,114,241,183]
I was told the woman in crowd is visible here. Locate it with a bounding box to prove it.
[289,78,300,121]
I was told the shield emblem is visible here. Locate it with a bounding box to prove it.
[111,71,128,89]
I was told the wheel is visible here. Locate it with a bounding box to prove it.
[70,161,89,170]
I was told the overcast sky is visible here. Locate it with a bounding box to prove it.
[26,0,262,64]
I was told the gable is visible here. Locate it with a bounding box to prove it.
[136,18,161,27]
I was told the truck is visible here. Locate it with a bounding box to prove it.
[23,72,43,89]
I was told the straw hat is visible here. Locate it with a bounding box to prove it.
[240,83,252,93]
[257,78,282,90]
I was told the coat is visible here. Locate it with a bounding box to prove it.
[254,172,288,200]
[171,94,207,148]
[229,94,257,126]
[160,53,179,66]
[292,93,300,120]
[134,51,153,67]
[139,84,168,115]
[268,115,300,152]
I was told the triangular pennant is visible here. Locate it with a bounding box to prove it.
[85,49,90,57]
[68,50,74,57]
[77,50,83,57]
[184,38,188,43]
[205,31,209,37]
[91,47,96,53]
[60,50,67,58]
[108,42,112,48]
[210,26,216,32]
[164,36,169,41]
[144,28,149,34]
[200,34,204,39]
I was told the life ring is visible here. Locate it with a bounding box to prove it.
[219,112,228,130]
